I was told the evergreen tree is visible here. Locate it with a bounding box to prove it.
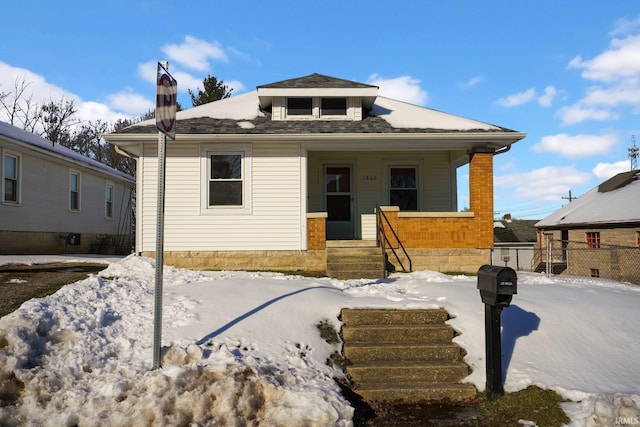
[188,74,233,107]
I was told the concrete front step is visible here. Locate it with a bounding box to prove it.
[326,247,385,280]
[341,308,449,326]
[340,308,476,404]
[355,382,477,404]
[348,361,469,384]
[344,343,462,363]
[342,324,455,344]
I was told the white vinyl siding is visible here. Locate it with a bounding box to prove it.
[139,142,303,252]
[0,145,132,234]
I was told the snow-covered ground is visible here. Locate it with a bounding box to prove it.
[0,254,639,426]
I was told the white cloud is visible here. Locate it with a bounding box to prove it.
[538,86,558,107]
[496,88,536,107]
[556,104,619,125]
[458,75,483,90]
[581,81,640,106]
[367,74,428,105]
[495,166,591,202]
[533,133,618,157]
[0,61,78,107]
[610,17,640,37]
[161,35,228,72]
[592,160,632,179]
[568,34,640,82]
[105,91,155,117]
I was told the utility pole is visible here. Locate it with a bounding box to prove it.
[562,189,575,203]
[630,135,639,171]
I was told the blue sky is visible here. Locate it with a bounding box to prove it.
[1,1,639,219]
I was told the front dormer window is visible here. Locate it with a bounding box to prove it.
[321,98,347,116]
[287,98,312,116]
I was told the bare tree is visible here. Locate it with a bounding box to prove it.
[0,76,41,129]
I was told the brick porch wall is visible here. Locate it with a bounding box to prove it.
[381,150,495,250]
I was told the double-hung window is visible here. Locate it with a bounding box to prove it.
[208,153,243,207]
[390,167,418,211]
[70,171,80,211]
[3,153,19,203]
[105,183,114,219]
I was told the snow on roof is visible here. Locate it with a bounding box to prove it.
[0,121,134,182]
[372,96,503,131]
[177,91,265,121]
[536,170,640,228]
[136,90,507,131]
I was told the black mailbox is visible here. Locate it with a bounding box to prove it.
[477,264,517,307]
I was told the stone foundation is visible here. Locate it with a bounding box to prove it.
[0,231,131,255]
[388,248,491,274]
[143,248,489,276]
[145,250,327,274]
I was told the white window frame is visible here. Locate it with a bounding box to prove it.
[69,170,81,212]
[200,144,252,214]
[105,181,114,219]
[2,151,21,205]
[383,161,422,211]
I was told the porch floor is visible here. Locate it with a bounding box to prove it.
[326,239,378,248]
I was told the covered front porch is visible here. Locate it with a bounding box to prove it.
[305,148,496,275]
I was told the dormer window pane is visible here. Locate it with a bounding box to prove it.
[287,98,312,115]
[321,98,347,116]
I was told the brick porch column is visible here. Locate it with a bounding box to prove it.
[469,149,494,249]
[307,213,327,250]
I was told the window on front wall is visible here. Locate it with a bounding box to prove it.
[105,183,113,218]
[3,153,19,203]
[586,232,600,249]
[287,97,312,116]
[70,171,80,211]
[390,167,418,210]
[209,154,243,206]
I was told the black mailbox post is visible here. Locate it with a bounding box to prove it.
[477,264,517,400]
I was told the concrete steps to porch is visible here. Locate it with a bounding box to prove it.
[326,241,385,280]
[341,308,476,404]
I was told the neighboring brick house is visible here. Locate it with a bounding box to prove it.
[105,73,525,276]
[1,121,135,254]
[535,170,640,284]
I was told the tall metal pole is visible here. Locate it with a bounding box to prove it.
[153,61,169,370]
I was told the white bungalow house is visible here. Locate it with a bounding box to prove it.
[0,121,135,254]
[105,73,525,277]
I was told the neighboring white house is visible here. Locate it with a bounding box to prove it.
[105,73,525,275]
[0,121,135,254]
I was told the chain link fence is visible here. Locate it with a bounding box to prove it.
[533,238,640,285]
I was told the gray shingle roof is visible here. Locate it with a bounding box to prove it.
[117,112,509,135]
[257,73,377,89]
